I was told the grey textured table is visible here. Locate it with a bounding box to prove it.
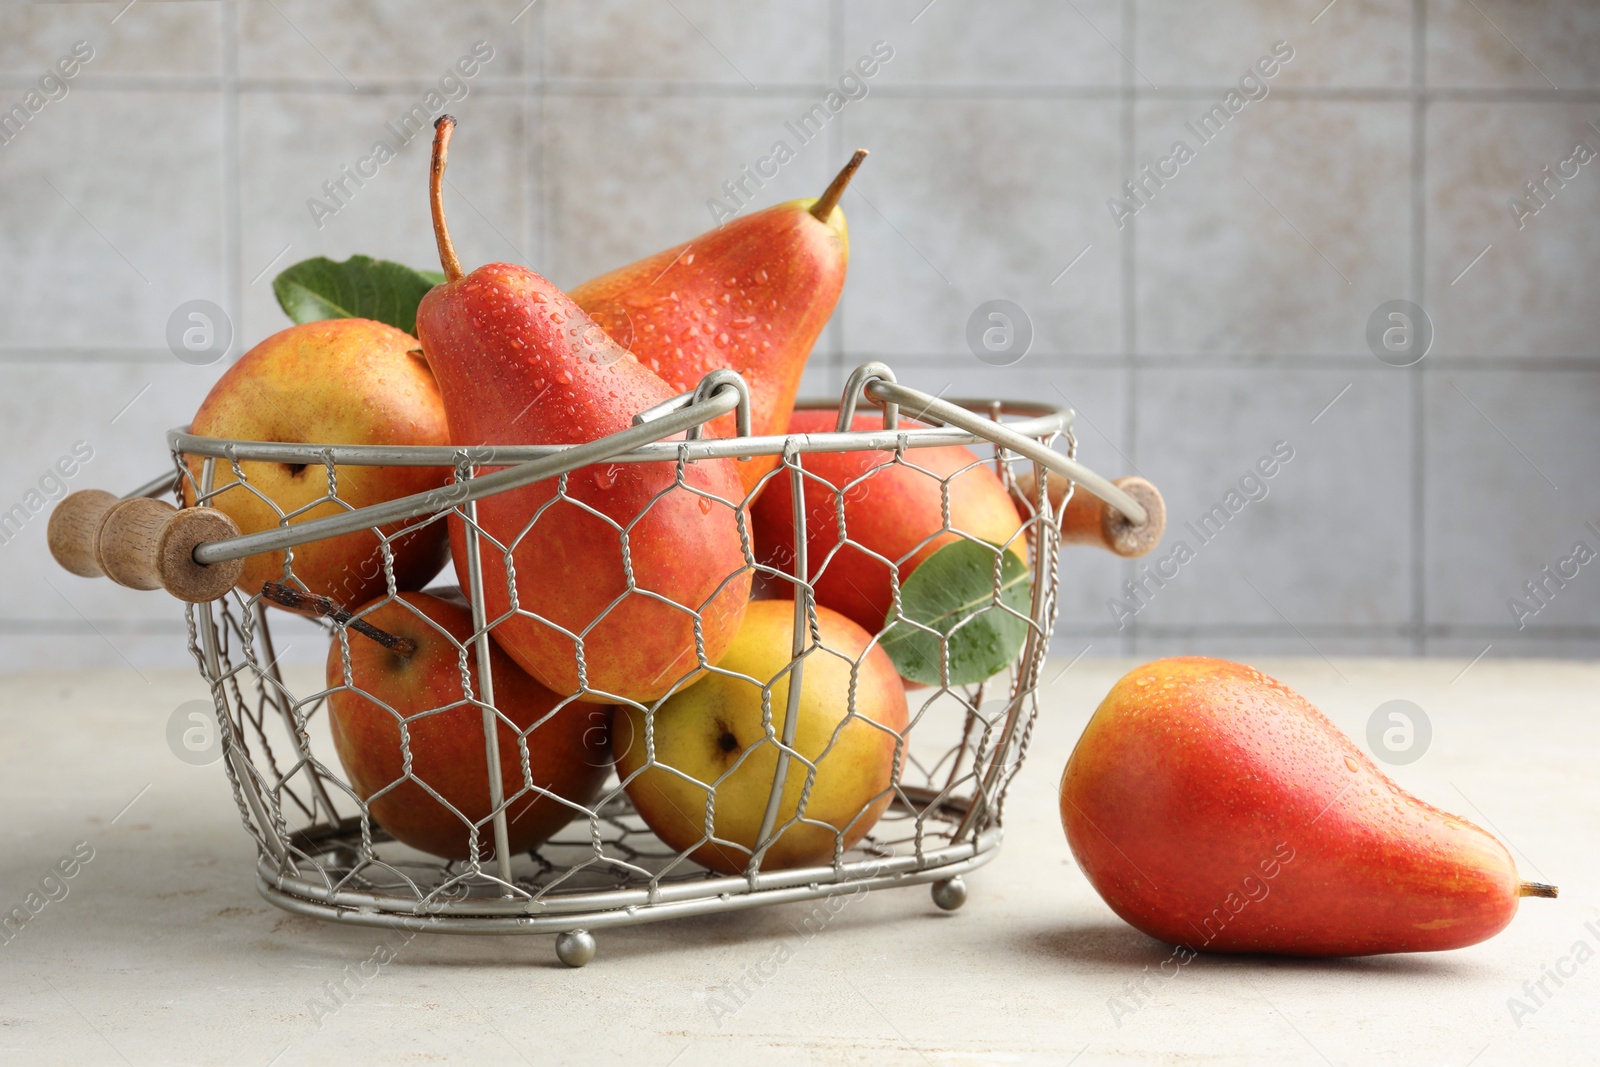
[0,657,1594,1065]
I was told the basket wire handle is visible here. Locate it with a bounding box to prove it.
[183,377,745,568]
[749,442,811,877]
[52,364,1163,602]
[835,361,899,432]
[455,457,516,892]
[633,367,753,445]
[862,378,1158,535]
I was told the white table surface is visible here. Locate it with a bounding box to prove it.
[0,656,1594,1066]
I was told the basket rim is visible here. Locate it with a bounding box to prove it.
[170,368,1144,581]
[167,395,1073,468]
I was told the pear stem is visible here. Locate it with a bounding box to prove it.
[430,115,464,283]
[1519,881,1559,899]
[810,149,868,222]
[260,581,417,659]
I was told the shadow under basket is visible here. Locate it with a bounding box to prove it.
[48,362,1164,966]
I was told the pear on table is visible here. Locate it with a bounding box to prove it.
[413,116,751,704]
[1060,657,1556,956]
[570,151,865,499]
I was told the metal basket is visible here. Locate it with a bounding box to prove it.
[59,361,1158,966]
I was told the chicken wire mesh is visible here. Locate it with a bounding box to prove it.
[163,367,1102,964]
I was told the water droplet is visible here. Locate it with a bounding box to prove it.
[683,254,695,265]
[1344,756,1359,772]
[698,497,713,514]
[593,466,620,491]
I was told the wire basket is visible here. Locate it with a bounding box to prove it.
[49,361,1162,966]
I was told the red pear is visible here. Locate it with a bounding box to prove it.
[751,409,1025,636]
[326,590,611,860]
[569,153,863,499]
[1060,657,1556,956]
[414,117,751,703]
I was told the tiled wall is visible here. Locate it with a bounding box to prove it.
[2,0,1596,671]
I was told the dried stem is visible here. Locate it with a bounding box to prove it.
[1518,881,1559,899]
[260,581,417,659]
[810,149,868,222]
[430,115,464,283]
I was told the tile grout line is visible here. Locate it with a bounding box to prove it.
[1121,0,1139,659]
[828,0,846,395]
[19,77,1600,105]
[521,0,535,271]
[1411,0,1428,656]
[16,348,1600,369]
[534,0,547,272]
[222,0,241,352]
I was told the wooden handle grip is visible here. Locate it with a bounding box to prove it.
[1016,471,1166,558]
[48,489,245,603]
[47,489,119,577]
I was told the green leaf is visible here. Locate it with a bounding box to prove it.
[879,539,1034,687]
[272,255,443,335]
